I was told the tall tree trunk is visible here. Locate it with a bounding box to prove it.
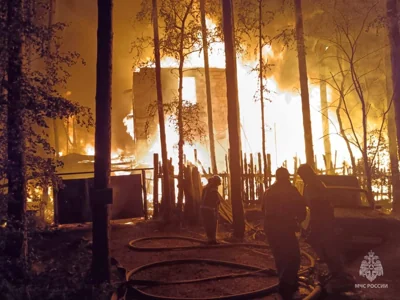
[385,50,400,211]
[319,61,332,173]
[72,117,77,152]
[221,0,245,239]
[200,0,218,175]
[152,0,172,221]
[176,1,193,211]
[336,51,357,172]
[177,52,184,211]
[336,97,357,172]
[294,0,315,168]
[47,0,59,158]
[92,0,113,283]
[387,0,400,213]
[6,0,28,269]
[258,0,267,183]
[358,85,372,194]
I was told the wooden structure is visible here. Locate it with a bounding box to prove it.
[149,150,395,218]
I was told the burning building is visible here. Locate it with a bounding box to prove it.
[132,67,230,171]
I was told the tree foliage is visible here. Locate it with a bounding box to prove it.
[0,0,93,197]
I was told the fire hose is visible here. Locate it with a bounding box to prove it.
[111,236,322,300]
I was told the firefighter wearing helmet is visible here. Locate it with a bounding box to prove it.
[201,175,223,244]
[297,163,355,293]
[263,167,307,299]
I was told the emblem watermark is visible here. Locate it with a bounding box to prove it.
[355,283,389,289]
[355,250,388,289]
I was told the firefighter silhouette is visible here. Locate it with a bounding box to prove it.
[201,175,223,244]
[263,167,306,299]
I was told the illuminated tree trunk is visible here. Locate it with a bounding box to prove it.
[387,0,400,212]
[92,0,113,283]
[336,51,357,173]
[294,0,315,169]
[177,0,193,211]
[177,52,184,211]
[385,54,400,211]
[258,0,267,183]
[6,0,28,266]
[222,0,245,239]
[152,0,172,220]
[200,0,218,175]
[319,62,332,173]
[47,0,60,158]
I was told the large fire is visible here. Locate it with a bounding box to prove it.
[125,18,367,175]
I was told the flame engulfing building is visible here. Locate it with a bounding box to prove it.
[132,67,230,169]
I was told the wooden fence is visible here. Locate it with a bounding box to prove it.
[147,149,395,217]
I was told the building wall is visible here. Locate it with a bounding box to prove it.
[132,67,229,168]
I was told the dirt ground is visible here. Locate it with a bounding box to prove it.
[25,218,400,300]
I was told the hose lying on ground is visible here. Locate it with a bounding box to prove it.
[111,236,321,300]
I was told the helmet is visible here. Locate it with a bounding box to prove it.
[276,167,290,181]
[212,175,222,186]
[297,164,316,180]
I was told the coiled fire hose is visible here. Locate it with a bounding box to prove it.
[111,236,322,300]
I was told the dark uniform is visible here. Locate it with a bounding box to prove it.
[201,176,223,244]
[303,179,344,274]
[263,168,306,299]
[297,164,354,292]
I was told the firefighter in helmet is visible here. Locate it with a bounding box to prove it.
[201,175,223,244]
[263,167,306,300]
[297,163,355,292]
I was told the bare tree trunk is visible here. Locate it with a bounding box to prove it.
[152,0,172,220]
[6,0,28,270]
[221,0,245,239]
[336,97,356,171]
[336,52,357,172]
[319,62,332,173]
[176,1,193,211]
[92,0,113,283]
[200,0,218,175]
[385,39,400,211]
[177,52,184,211]
[294,0,315,168]
[258,0,267,183]
[47,0,60,158]
[387,0,400,212]
[72,117,77,152]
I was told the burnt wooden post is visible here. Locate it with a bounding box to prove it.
[53,185,59,225]
[293,156,298,184]
[192,166,202,222]
[142,169,148,220]
[240,150,245,201]
[244,154,249,202]
[194,149,198,165]
[153,153,159,218]
[169,160,176,207]
[183,165,195,224]
[258,152,264,201]
[250,153,255,202]
[267,154,272,187]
